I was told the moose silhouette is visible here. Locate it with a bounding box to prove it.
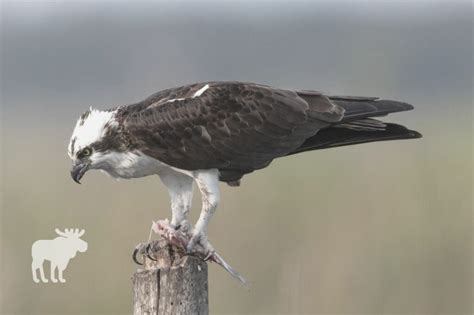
[31,228,88,283]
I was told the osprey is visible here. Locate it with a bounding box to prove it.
[68,81,421,257]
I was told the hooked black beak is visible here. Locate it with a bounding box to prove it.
[70,162,89,184]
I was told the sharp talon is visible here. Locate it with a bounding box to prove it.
[132,246,143,265]
[146,243,157,261]
[186,243,193,254]
[203,251,214,261]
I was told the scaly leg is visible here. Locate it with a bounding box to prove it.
[136,170,194,263]
[186,169,220,255]
[158,170,194,230]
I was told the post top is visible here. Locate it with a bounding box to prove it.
[135,239,203,271]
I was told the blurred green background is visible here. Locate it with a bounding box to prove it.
[1,1,472,314]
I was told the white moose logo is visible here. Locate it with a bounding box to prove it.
[31,228,88,283]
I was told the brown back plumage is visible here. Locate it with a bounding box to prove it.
[111,82,419,183]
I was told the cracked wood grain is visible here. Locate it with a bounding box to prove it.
[132,240,208,315]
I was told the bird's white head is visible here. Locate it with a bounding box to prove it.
[68,108,120,183]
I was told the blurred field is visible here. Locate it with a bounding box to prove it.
[1,1,472,314]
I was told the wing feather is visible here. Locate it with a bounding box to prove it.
[118,82,343,179]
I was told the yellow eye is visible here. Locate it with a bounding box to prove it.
[80,148,92,158]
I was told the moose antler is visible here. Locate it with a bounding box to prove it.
[55,228,68,237]
[55,228,85,238]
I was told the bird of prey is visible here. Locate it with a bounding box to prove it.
[68,81,421,258]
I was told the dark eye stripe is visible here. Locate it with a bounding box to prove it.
[70,137,77,155]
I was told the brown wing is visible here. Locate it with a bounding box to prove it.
[117,81,344,181]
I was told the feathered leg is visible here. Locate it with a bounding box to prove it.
[159,170,194,229]
[186,169,220,255]
[144,169,248,286]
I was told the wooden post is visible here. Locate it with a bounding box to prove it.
[132,239,209,315]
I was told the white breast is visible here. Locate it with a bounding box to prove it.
[98,151,170,179]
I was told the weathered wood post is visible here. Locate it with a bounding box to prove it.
[132,239,209,315]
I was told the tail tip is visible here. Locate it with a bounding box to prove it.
[409,130,422,138]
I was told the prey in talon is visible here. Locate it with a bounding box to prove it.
[68,81,421,284]
[152,219,215,260]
